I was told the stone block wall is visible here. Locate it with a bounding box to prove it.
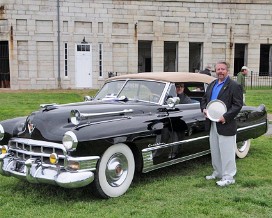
[0,0,271,89]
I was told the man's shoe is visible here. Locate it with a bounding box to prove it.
[216,179,235,187]
[205,175,217,180]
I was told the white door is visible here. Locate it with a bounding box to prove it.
[75,44,92,88]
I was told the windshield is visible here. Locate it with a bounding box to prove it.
[95,79,166,103]
[94,80,126,100]
[118,80,165,103]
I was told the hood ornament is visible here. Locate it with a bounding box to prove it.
[28,122,35,134]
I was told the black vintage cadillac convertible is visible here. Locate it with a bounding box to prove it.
[0,72,268,198]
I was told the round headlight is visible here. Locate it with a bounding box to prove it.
[49,153,59,164]
[70,110,81,125]
[0,124,4,141]
[62,131,78,150]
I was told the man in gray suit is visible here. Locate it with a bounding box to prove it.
[200,61,243,187]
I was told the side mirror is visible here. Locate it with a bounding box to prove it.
[167,97,180,108]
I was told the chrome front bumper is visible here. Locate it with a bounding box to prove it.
[0,153,99,188]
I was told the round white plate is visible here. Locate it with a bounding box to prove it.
[206,100,227,122]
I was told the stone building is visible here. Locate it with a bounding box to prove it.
[0,0,271,90]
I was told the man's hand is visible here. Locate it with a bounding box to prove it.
[218,116,226,124]
[203,109,208,118]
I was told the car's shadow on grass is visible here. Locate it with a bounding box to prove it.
[5,154,212,202]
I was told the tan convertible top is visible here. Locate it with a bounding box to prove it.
[107,72,216,84]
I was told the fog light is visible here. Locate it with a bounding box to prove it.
[49,153,58,164]
[1,145,8,154]
[68,160,80,170]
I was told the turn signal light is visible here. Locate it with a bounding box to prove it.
[68,161,80,170]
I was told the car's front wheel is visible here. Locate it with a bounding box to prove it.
[236,139,251,158]
[92,143,135,198]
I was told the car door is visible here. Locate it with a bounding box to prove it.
[166,82,210,160]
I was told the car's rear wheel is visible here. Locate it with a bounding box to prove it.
[92,143,135,198]
[236,139,251,158]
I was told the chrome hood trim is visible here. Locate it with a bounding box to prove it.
[70,109,134,125]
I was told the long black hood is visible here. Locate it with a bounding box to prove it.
[14,100,161,142]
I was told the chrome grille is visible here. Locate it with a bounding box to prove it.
[8,138,66,166]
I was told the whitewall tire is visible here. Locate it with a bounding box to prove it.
[92,143,135,198]
[236,139,251,159]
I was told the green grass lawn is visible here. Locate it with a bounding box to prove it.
[0,89,271,217]
[0,89,98,120]
[246,89,272,114]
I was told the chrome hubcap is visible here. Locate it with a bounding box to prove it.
[106,153,128,187]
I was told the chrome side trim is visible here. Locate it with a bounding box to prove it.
[142,135,209,173]
[237,122,267,132]
[142,135,209,152]
[142,149,210,173]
